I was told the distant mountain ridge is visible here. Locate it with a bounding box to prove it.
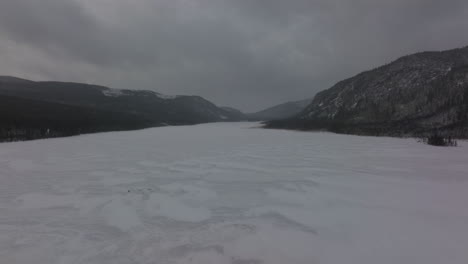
[0,76,244,141]
[247,99,312,121]
[221,106,248,121]
[266,46,468,138]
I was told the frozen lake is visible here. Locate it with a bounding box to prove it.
[1,122,467,264]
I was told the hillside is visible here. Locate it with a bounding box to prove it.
[221,106,248,121]
[248,99,311,121]
[267,46,468,138]
[0,76,243,141]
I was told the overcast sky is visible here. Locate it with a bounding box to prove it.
[1,0,468,111]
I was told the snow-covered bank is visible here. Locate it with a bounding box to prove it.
[1,122,467,264]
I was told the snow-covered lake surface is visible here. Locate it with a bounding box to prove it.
[1,122,467,264]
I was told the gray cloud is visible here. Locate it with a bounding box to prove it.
[0,0,468,111]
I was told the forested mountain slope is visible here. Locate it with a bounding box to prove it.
[267,46,468,138]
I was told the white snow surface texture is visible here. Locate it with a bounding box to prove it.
[0,122,467,264]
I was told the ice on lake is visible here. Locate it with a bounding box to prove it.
[1,122,468,264]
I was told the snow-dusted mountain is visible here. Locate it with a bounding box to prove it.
[0,76,244,141]
[267,46,468,137]
[248,99,312,121]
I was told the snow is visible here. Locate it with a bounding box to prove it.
[102,88,178,99]
[102,89,125,97]
[155,93,178,100]
[1,122,468,264]
[145,192,212,222]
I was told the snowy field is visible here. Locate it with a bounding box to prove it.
[1,122,468,264]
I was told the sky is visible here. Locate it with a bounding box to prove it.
[0,0,468,112]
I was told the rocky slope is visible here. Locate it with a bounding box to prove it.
[267,46,468,138]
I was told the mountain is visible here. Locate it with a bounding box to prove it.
[247,99,312,121]
[221,106,248,120]
[0,76,243,141]
[266,46,468,138]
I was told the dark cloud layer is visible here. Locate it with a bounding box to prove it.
[1,0,467,111]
